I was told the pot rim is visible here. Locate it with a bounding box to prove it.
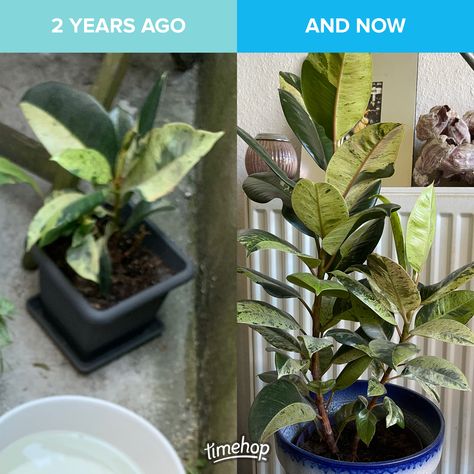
[255,133,290,142]
[32,218,194,322]
[276,381,445,468]
[0,395,186,474]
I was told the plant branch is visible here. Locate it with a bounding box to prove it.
[351,306,414,460]
[299,298,314,317]
[308,248,339,455]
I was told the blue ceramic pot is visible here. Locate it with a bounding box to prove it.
[275,381,444,474]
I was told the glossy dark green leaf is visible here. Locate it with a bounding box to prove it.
[367,254,420,314]
[238,127,295,187]
[319,346,334,375]
[279,71,301,92]
[237,229,320,268]
[356,408,378,446]
[249,379,316,442]
[336,219,385,271]
[21,82,118,165]
[99,240,112,295]
[51,149,113,185]
[237,300,301,331]
[351,297,388,340]
[377,194,407,270]
[123,200,173,233]
[307,379,336,395]
[369,339,397,369]
[321,296,357,331]
[109,106,135,146]
[326,123,404,208]
[242,172,292,207]
[301,53,372,142]
[405,356,470,391]
[38,190,107,248]
[253,326,301,352]
[138,71,168,136]
[287,273,347,298]
[131,124,223,202]
[0,157,42,196]
[292,180,348,238]
[332,271,396,325]
[298,335,333,358]
[238,267,300,299]
[323,204,398,256]
[349,180,381,215]
[332,345,366,365]
[326,328,370,354]
[335,401,357,432]
[406,184,436,273]
[368,377,386,397]
[411,319,474,346]
[416,290,474,327]
[277,358,310,378]
[274,351,290,371]
[281,205,316,238]
[421,263,474,304]
[257,371,278,384]
[383,397,405,428]
[279,89,330,170]
[335,356,372,390]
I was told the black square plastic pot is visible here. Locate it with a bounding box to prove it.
[29,219,194,370]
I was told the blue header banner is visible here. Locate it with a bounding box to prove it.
[0,0,236,52]
[237,0,471,52]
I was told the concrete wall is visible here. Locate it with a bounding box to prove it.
[195,54,237,474]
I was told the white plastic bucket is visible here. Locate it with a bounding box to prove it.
[0,396,185,474]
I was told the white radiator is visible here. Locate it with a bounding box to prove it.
[245,187,474,474]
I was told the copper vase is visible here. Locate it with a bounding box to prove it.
[245,133,299,179]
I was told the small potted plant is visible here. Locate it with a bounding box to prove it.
[238,53,474,472]
[0,74,222,372]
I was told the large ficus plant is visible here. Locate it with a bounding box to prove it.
[0,74,222,291]
[238,53,474,460]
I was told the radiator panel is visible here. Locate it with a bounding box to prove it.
[246,188,474,474]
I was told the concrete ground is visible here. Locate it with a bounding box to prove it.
[0,54,202,468]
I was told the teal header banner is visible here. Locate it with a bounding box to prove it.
[0,0,236,52]
[0,0,472,52]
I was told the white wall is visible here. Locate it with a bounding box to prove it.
[416,53,474,120]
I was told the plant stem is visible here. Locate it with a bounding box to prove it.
[112,181,122,228]
[310,250,339,455]
[350,309,415,460]
[350,367,393,460]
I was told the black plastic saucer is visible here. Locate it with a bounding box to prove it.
[27,296,164,374]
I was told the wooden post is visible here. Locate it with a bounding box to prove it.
[90,53,129,110]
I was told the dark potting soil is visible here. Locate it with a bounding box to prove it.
[299,421,423,462]
[46,228,175,310]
